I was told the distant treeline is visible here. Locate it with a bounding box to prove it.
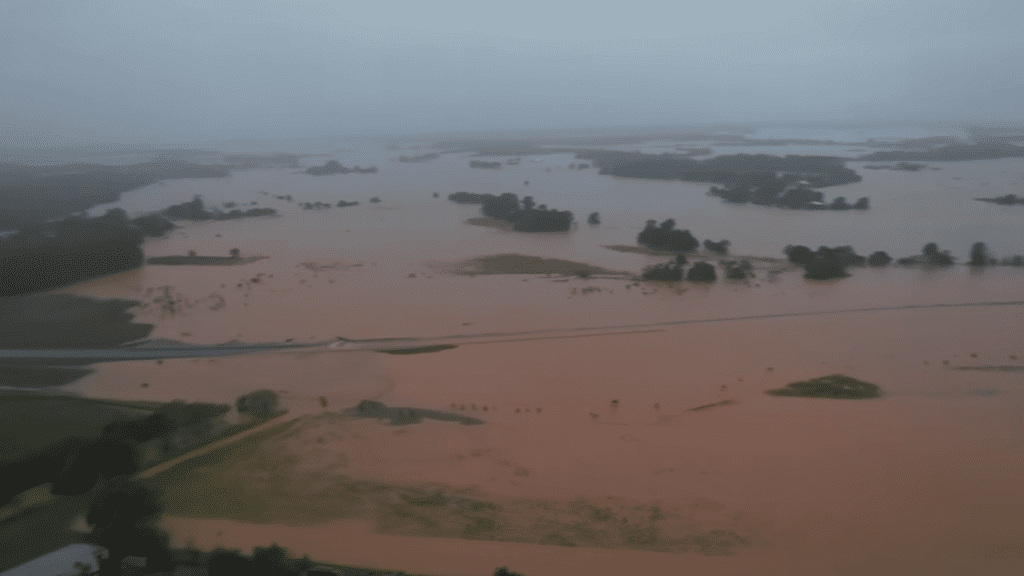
[0,209,174,298]
[707,184,869,210]
[0,156,229,228]
[0,400,221,507]
[573,150,862,188]
[305,160,378,175]
[162,195,277,221]
[783,241,1024,280]
[224,154,302,170]
[975,193,1024,206]
[857,142,1024,162]
[398,153,440,163]
[862,162,930,172]
[448,191,574,232]
[469,160,503,169]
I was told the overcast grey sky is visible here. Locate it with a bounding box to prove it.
[1,0,1022,145]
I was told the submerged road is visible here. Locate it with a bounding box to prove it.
[2,299,1024,365]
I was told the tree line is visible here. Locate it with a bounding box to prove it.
[707,183,869,210]
[306,160,379,175]
[161,195,277,221]
[573,150,863,188]
[0,208,175,297]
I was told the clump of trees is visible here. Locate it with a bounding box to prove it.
[0,208,178,297]
[640,255,686,281]
[708,183,869,211]
[637,219,699,252]
[455,192,574,232]
[301,201,332,210]
[162,195,277,221]
[703,239,731,255]
[867,251,893,266]
[447,191,492,204]
[87,478,174,574]
[469,160,502,169]
[766,374,881,399]
[236,389,280,419]
[975,193,1024,205]
[722,259,753,279]
[369,197,381,203]
[587,212,601,225]
[305,160,378,175]
[575,150,863,188]
[785,245,865,280]
[969,242,993,266]
[337,200,360,207]
[686,261,717,282]
[897,243,954,266]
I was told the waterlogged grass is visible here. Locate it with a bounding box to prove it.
[449,254,626,277]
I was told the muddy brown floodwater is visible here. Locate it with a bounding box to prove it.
[48,147,1024,575]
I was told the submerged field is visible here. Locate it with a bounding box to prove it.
[6,141,1024,575]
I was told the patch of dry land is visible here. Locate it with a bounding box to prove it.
[47,182,1024,576]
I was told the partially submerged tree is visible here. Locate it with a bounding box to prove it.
[686,261,717,282]
[867,251,893,266]
[969,242,989,266]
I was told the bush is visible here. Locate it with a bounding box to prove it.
[637,219,699,252]
[641,262,683,281]
[784,245,815,265]
[686,261,717,282]
[867,251,892,266]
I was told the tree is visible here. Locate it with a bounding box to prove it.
[867,251,893,266]
[87,479,173,575]
[784,245,815,265]
[230,248,241,258]
[252,543,296,576]
[969,242,989,266]
[494,568,524,576]
[687,261,717,282]
[587,212,601,225]
[208,548,253,576]
[187,250,197,257]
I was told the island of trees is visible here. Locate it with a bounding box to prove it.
[161,195,277,221]
[857,142,1024,162]
[862,162,930,171]
[707,182,869,210]
[573,150,863,188]
[447,192,574,232]
[305,160,378,175]
[469,160,503,169]
[639,254,753,282]
[975,193,1024,205]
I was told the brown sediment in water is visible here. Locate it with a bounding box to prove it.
[24,158,1024,576]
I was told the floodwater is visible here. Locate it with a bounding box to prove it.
[52,138,1024,575]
